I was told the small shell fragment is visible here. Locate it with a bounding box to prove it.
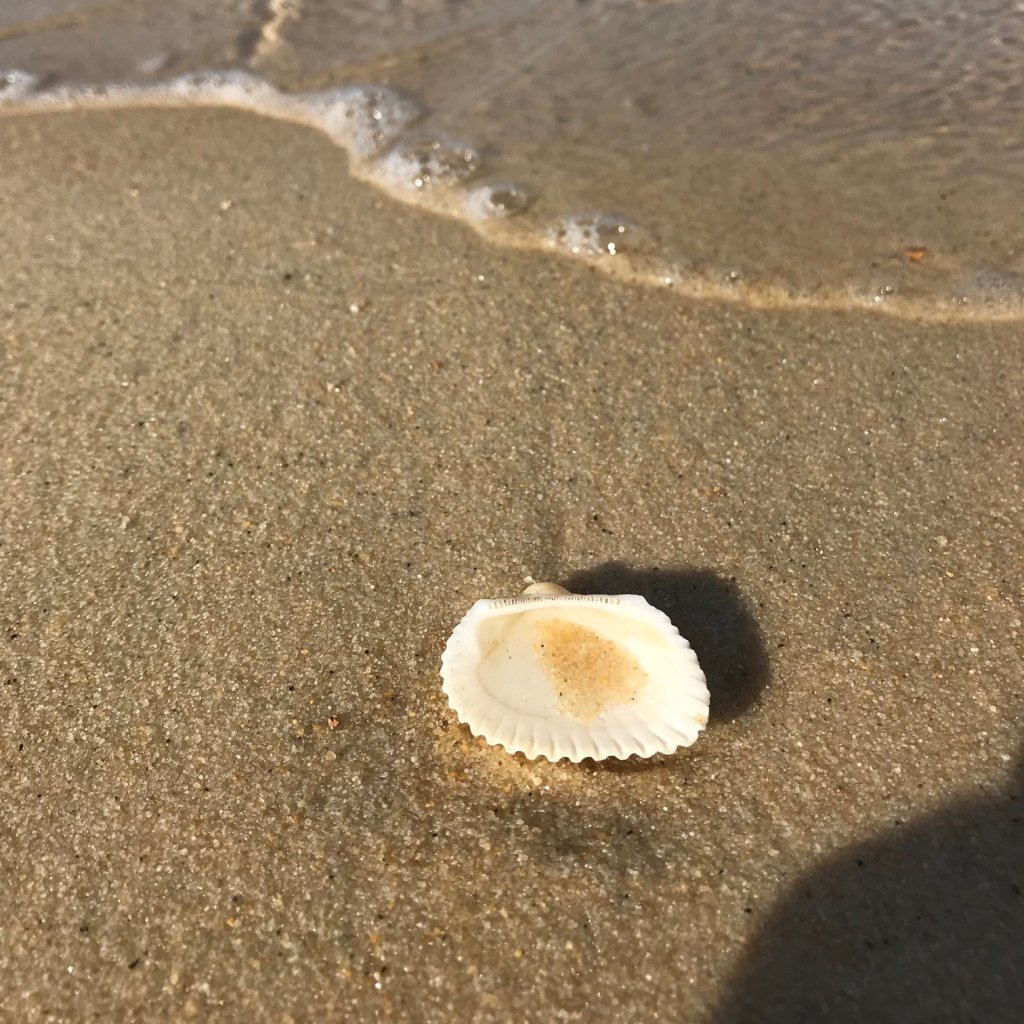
[440,583,709,762]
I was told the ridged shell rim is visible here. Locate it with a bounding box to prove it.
[440,592,709,763]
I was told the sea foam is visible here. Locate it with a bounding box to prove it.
[0,66,1016,321]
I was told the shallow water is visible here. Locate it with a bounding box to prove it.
[4,0,1024,316]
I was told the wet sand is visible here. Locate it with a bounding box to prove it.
[1,108,1021,1022]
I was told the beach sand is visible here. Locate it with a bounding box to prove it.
[1,107,1021,1022]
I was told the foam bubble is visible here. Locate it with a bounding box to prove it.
[164,70,277,104]
[550,214,653,258]
[55,83,123,103]
[305,86,422,156]
[374,137,482,193]
[0,70,41,104]
[465,182,535,219]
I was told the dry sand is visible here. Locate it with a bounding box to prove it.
[1,107,1021,1022]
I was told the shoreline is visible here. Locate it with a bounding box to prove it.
[2,77,1022,324]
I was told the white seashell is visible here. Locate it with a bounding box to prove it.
[441,583,709,762]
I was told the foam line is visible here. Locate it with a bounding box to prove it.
[0,67,1018,322]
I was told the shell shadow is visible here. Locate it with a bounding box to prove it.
[561,561,769,728]
[499,790,668,880]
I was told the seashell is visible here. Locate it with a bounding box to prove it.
[441,582,709,762]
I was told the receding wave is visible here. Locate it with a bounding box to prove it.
[1,66,1021,322]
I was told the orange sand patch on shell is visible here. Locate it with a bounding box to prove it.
[535,620,648,721]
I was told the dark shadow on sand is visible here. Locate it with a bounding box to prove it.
[711,752,1024,1024]
[498,791,668,879]
[562,561,769,726]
